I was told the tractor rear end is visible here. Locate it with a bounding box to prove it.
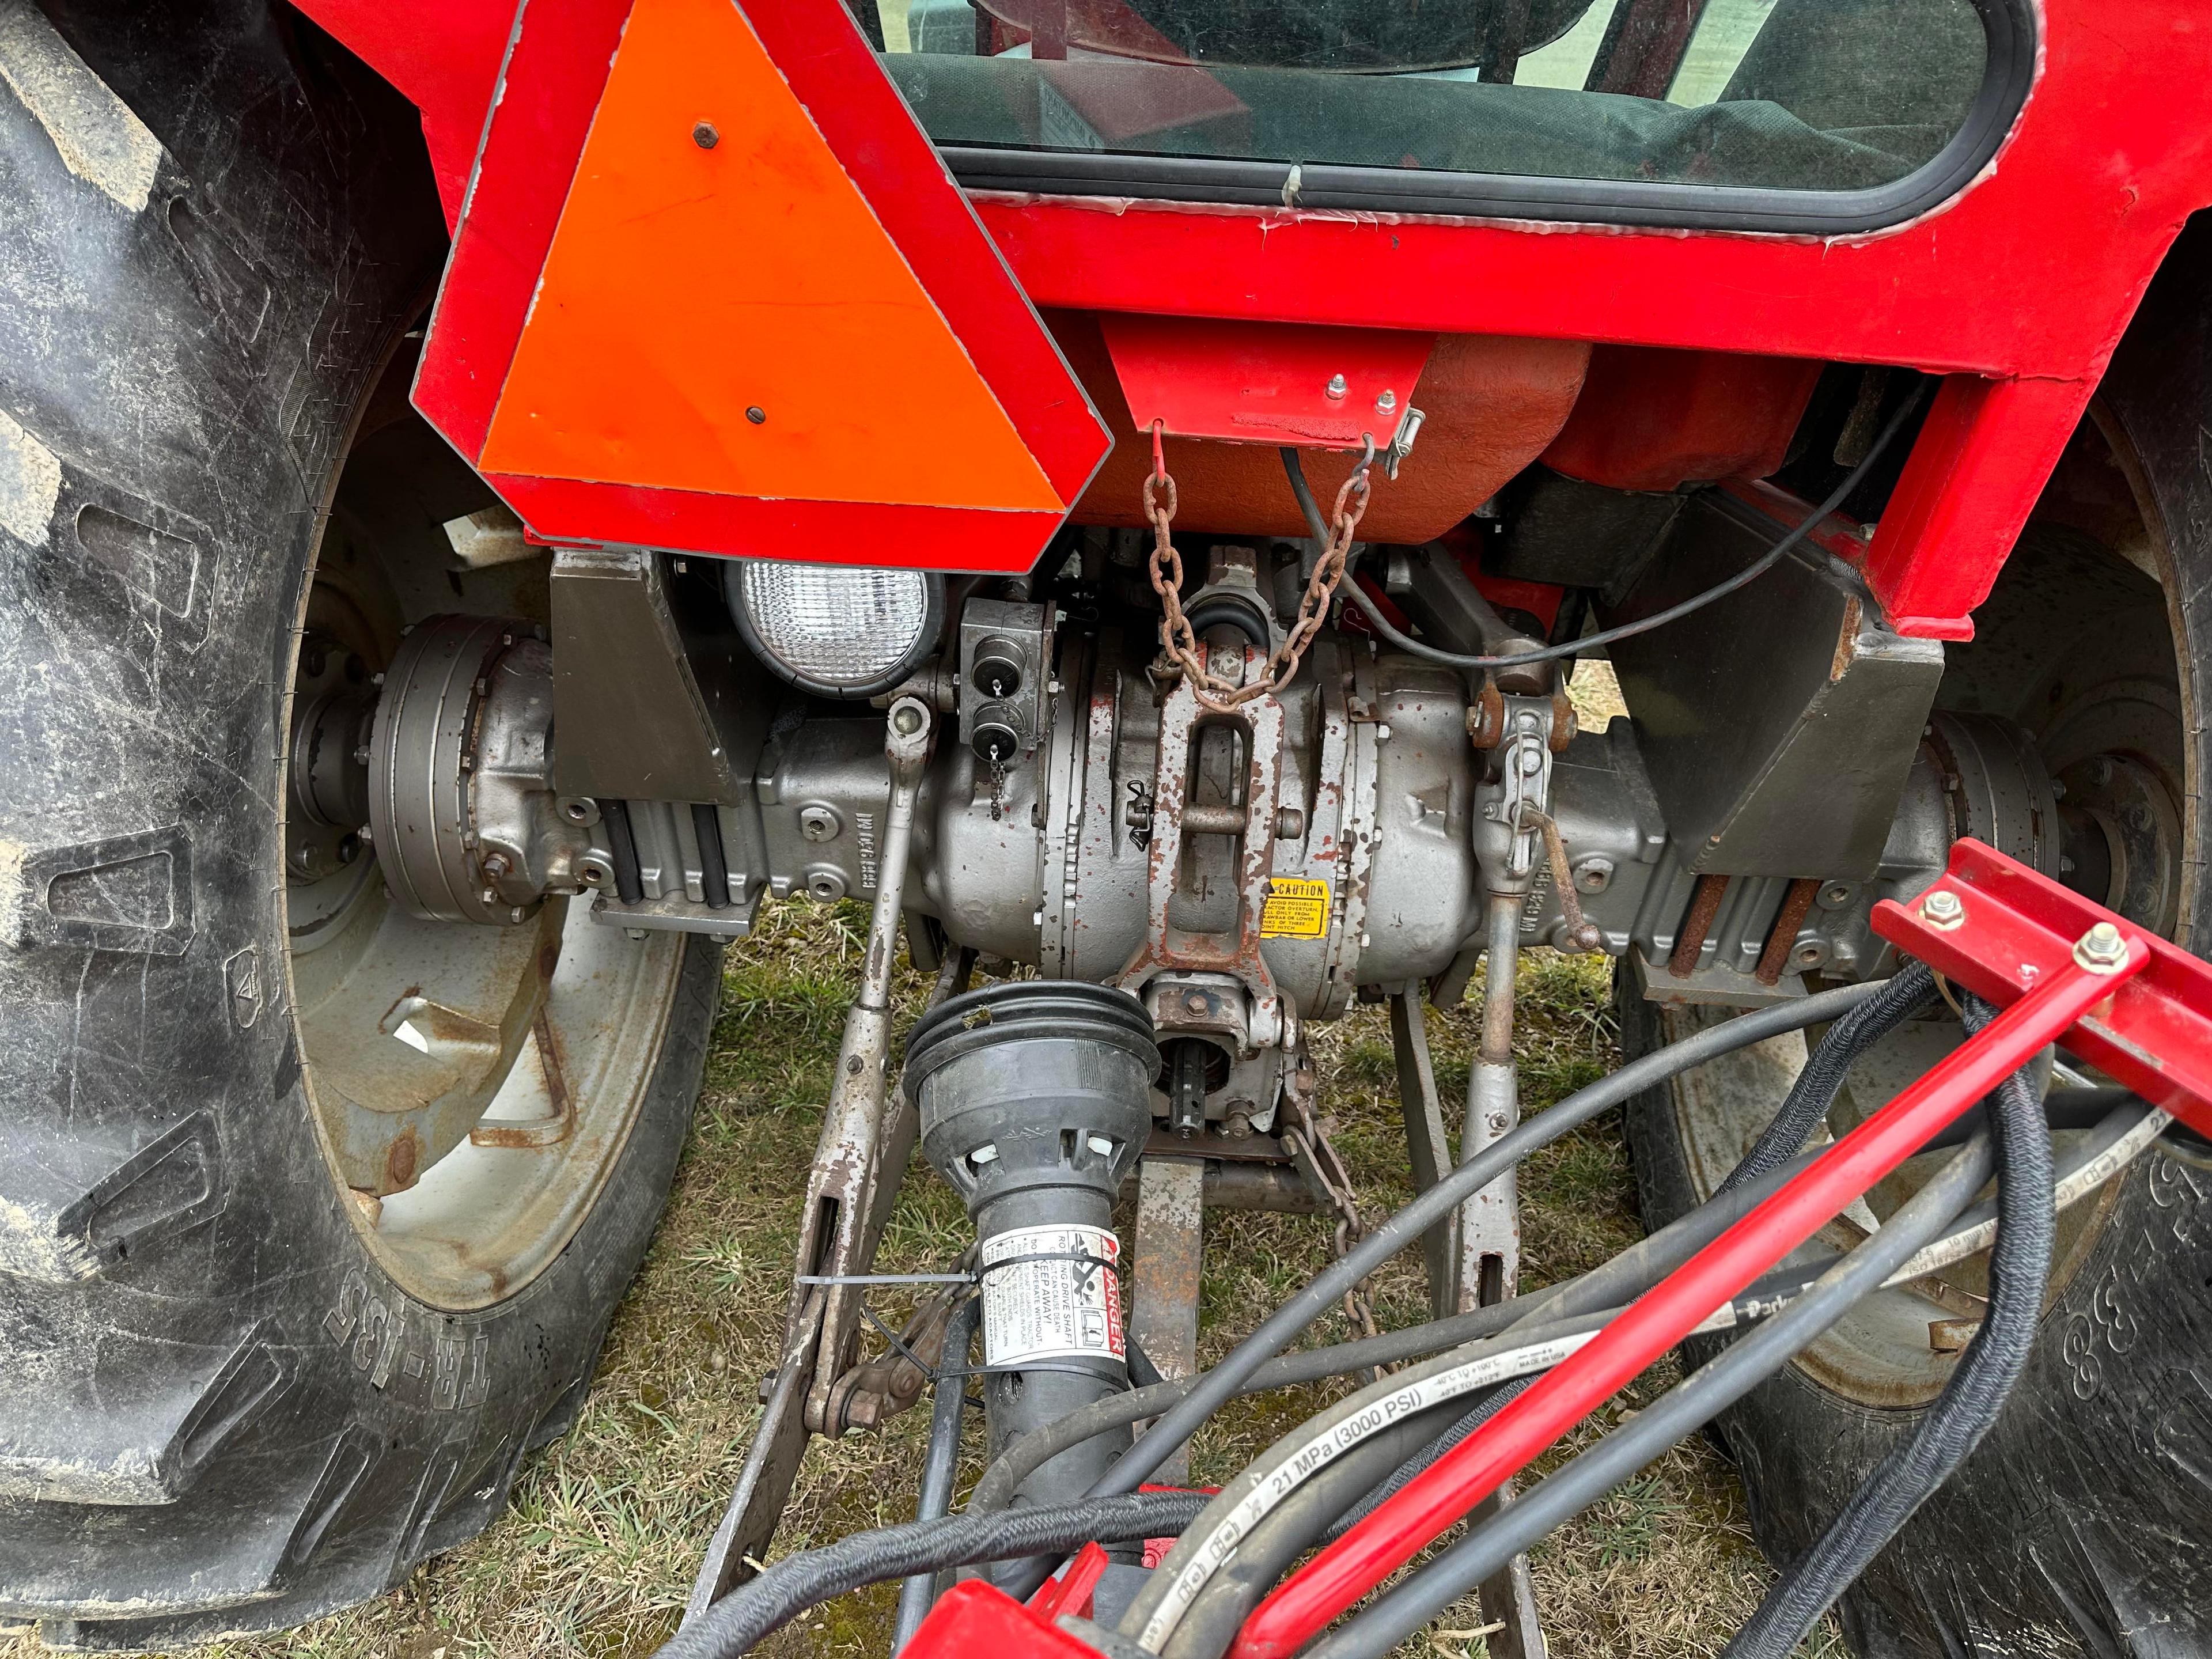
[3,1,2212,1654]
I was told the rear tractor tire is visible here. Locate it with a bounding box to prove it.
[0,5,718,1645]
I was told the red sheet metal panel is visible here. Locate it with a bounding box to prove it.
[403,0,1108,572]
[1098,316,1433,450]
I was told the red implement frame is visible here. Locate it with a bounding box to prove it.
[897,840,2212,1658]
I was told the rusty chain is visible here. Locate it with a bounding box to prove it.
[1279,1092,1388,1369]
[1144,422,1372,714]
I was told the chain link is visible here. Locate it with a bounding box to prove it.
[1280,1092,1388,1366]
[1145,424,1372,714]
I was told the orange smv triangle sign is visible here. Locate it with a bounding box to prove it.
[414,0,1111,572]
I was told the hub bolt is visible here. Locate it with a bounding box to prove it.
[1324,373,1348,400]
[2074,921,2131,973]
[1919,889,1966,930]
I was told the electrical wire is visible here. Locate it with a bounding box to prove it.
[1297,1130,2001,1659]
[1286,382,1930,672]
[654,1490,1207,1659]
[1724,992,2057,1657]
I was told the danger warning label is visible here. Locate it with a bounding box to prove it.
[1260,876,1331,938]
[979,1224,1124,1368]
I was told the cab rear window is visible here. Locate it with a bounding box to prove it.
[870,0,2027,233]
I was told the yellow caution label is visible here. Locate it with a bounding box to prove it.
[1260,877,1331,939]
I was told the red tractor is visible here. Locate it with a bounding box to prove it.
[5,1,2212,1654]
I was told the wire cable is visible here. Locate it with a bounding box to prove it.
[654,1490,1207,1659]
[1289,382,1929,672]
[1723,993,2056,1657]
[1298,1131,2000,1659]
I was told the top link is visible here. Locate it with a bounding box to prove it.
[1145,422,1373,714]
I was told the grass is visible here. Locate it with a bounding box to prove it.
[83,665,1837,1658]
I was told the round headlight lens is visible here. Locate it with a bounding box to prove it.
[728,562,944,699]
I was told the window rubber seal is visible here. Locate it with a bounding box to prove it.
[934,0,2034,237]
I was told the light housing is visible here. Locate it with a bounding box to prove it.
[726,560,945,700]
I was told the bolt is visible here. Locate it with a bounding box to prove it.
[692,120,719,148]
[1486,1111,1510,1134]
[580,860,610,887]
[564,800,591,823]
[1573,857,1614,893]
[1376,388,1397,415]
[1794,943,1823,964]
[799,805,840,842]
[1086,1134,1114,1156]
[353,744,372,766]
[1820,881,1853,908]
[1517,747,1543,775]
[1919,889,1966,930]
[481,851,511,879]
[1324,373,1348,400]
[1182,990,1210,1016]
[1224,1111,1253,1138]
[745,405,767,425]
[480,887,498,906]
[892,702,926,735]
[2074,920,2130,973]
[970,1143,999,1166]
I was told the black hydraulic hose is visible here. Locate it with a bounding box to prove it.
[598,797,646,904]
[1089,978,1889,1504]
[653,1490,1207,1659]
[1719,960,1940,1194]
[892,1297,979,1653]
[975,1080,2129,1523]
[1724,994,2056,1659]
[1306,1131,2000,1659]
[970,1300,1541,1515]
[1298,383,1929,673]
[692,803,731,910]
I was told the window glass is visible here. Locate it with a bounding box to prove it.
[872,0,1992,198]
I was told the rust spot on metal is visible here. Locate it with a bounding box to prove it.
[384,1130,420,1191]
[469,1008,578,1148]
[1669,873,1731,979]
[539,941,560,980]
[1755,877,1823,986]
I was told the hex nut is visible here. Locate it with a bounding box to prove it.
[2074,920,2130,972]
[1920,889,1966,930]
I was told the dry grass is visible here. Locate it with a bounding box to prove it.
[109,662,1835,1659]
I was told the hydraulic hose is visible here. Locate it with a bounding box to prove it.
[1723,993,2057,1658]
[653,1490,1207,1659]
[1296,383,1928,673]
[1718,960,1940,1194]
[1088,979,1891,1505]
[892,1297,979,1652]
[1298,1132,2000,1659]
[1160,1413,1461,1659]
[974,1085,2156,1525]
[1232,950,2123,1659]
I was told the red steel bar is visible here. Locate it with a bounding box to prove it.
[1229,934,2145,1659]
